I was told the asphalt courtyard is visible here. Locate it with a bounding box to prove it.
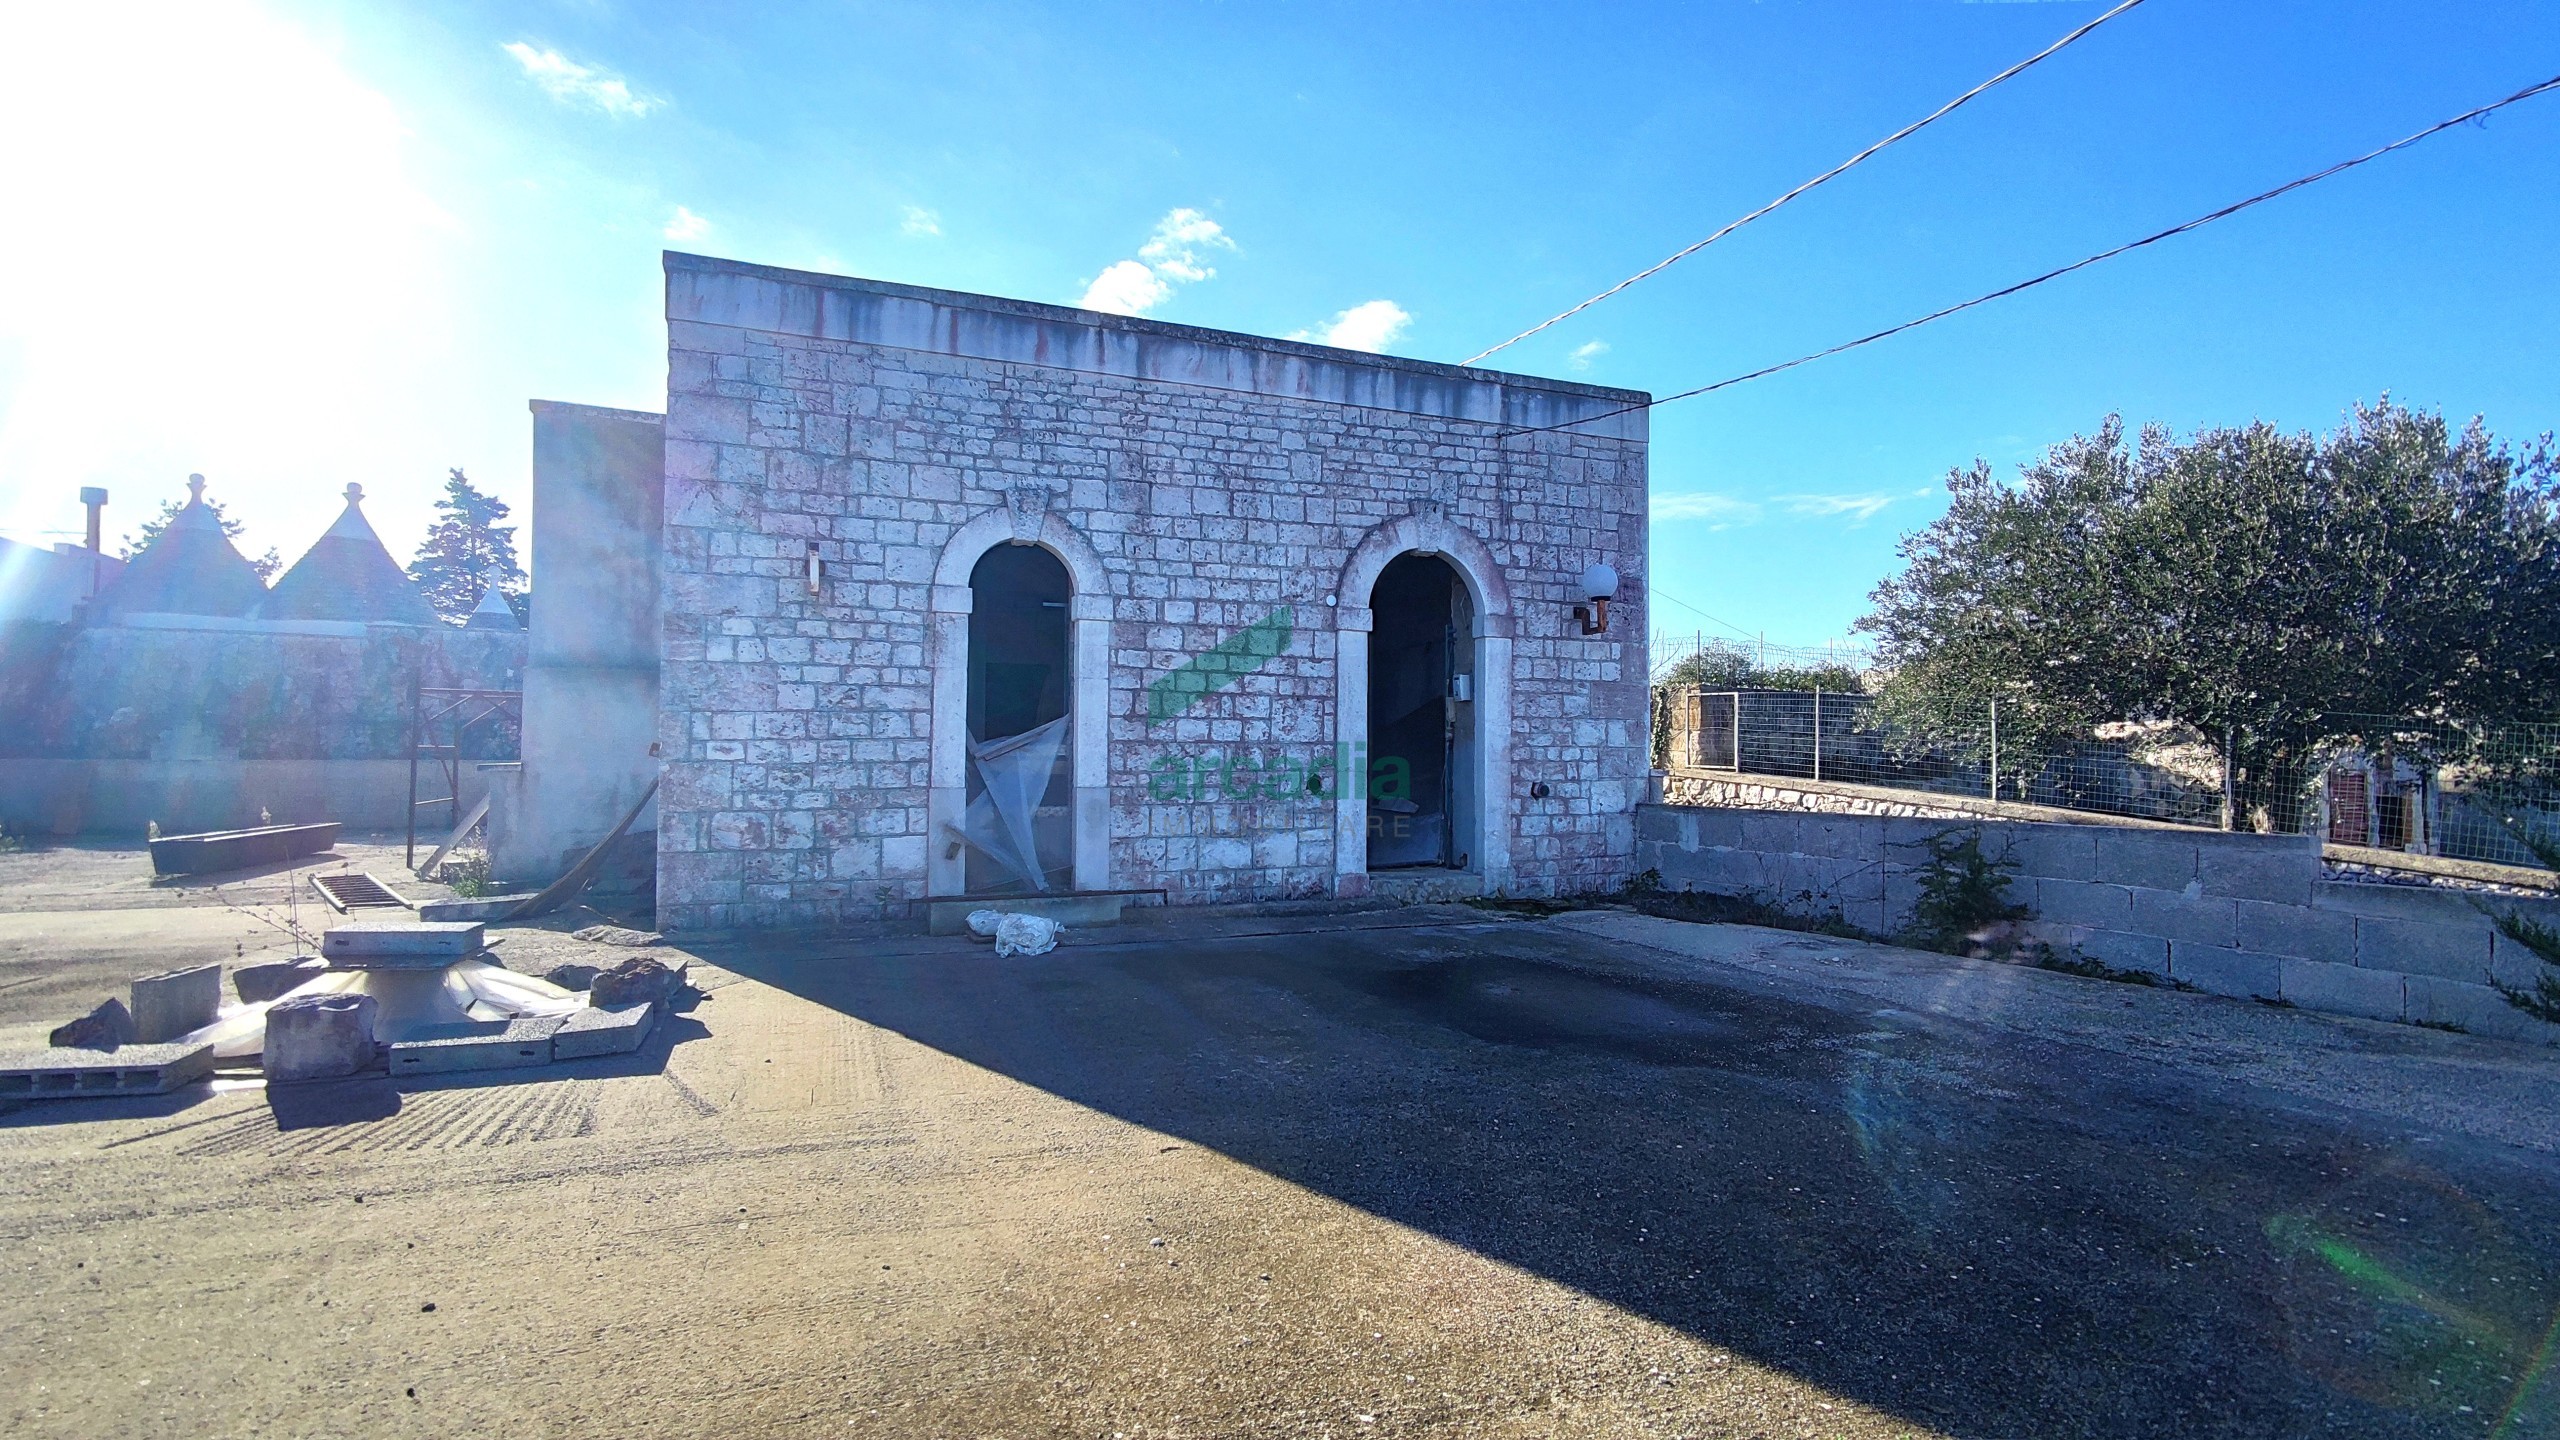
[3,841,2558,1438]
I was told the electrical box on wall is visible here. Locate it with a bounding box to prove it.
[1449,674,1474,702]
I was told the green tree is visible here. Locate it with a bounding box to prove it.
[407,468,525,620]
[1857,400,2560,818]
[120,494,281,581]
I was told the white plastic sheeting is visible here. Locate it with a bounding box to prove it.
[182,960,586,1060]
[962,715,1069,891]
[964,908,1064,957]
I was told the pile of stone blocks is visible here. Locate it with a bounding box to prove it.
[0,963,227,1100]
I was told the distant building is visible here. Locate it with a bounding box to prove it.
[88,475,270,624]
[0,537,122,626]
[259,483,438,627]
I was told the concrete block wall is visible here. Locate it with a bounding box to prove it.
[1635,804,2560,1046]
[655,255,1653,929]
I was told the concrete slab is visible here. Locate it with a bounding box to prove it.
[323,921,486,967]
[386,1015,562,1077]
[129,963,222,1043]
[552,1003,655,1059]
[0,1041,215,1099]
[417,895,538,923]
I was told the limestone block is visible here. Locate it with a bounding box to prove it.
[2234,900,2354,964]
[1998,825,2101,883]
[2034,879,2134,930]
[2353,914,2494,985]
[130,963,222,1043]
[2278,957,2404,1022]
[553,1003,655,1059]
[2169,942,2281,1000]
[2065,927,2170,977]
[2405,975,2560,1045]
[2093,829,2200,891]
[589,957,683,1011]
[2193,835,2319,905]
[2129,888,2237,947]
[233,956,328,1005]
[387,1016,563,1076]
[265,993,380,1083]
[323,922,486,966]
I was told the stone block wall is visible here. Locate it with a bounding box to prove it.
[1636,804,2560,1046]
[655,255,1651,929]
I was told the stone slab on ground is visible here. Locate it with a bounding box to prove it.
[417,896,537,923]
[129,963,221,1043]
[0,1041,215,1099]
[926,893,1126,936]
[387,1015,563,1077]
[323,922,485,966]
[265,992,381,1083]
[551,1003,654,1059]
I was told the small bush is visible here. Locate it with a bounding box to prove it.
[1900,828,2031,957]
[438,850,492,898]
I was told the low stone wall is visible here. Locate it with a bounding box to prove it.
[0,758,494,837]
[1662,769,2192,828]
[1635,803,2560,1046]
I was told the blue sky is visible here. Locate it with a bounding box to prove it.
[1,1,2553,648]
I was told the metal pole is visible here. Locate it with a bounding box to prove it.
[1987,697,2000,804]
[2220,723,2236,831]
[1811,687,1822,783]
[403,671,421,869]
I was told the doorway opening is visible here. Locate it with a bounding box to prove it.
[964,543,1073,893]
[1367,552,1476,871]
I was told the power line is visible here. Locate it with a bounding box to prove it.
[1499,71,2560,441]
[1459,0,2152,367]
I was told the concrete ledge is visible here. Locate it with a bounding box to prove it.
[418,895,540,923]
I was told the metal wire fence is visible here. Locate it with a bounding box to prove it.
[1661,687,2559,872]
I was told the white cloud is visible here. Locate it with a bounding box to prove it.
[1080,259,1171,317]
[1136,207,1233,283]
[1291,299,1412,354]
[1651,493,1763,529]
[1568,340,1609,371]
[901,205,942,238]
[1078,207,1234,315]
[1780,492,1899,524]
[502,42,658,118]
[663,205,711,241]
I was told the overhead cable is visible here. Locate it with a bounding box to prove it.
[1459,0,2153,367]
[1497,72,2560,440]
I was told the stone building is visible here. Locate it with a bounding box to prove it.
[628,254,1651,929]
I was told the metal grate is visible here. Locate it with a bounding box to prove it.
[311,872,412,913]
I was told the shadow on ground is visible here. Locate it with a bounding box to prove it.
[717,915,2560,1440]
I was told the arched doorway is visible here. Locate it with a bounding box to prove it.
[962,544,1073,893]
[1367,553,1478,871]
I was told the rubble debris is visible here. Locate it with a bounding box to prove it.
[233,956,329,1005]
[553,1002,654,1059]
[589,957,681,1010]
[571,925,664,948]
[0,1041,215,1098]
[49,999,136,1050]
[322,921,485,968]
[542,962,600,991]
[131,963,223,1043]
[388,1015,563,1076]
[265,993,380,1083]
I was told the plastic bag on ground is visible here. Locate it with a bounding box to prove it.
[992,913,1063,957]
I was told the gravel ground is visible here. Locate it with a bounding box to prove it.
[2,842,2557,1438]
